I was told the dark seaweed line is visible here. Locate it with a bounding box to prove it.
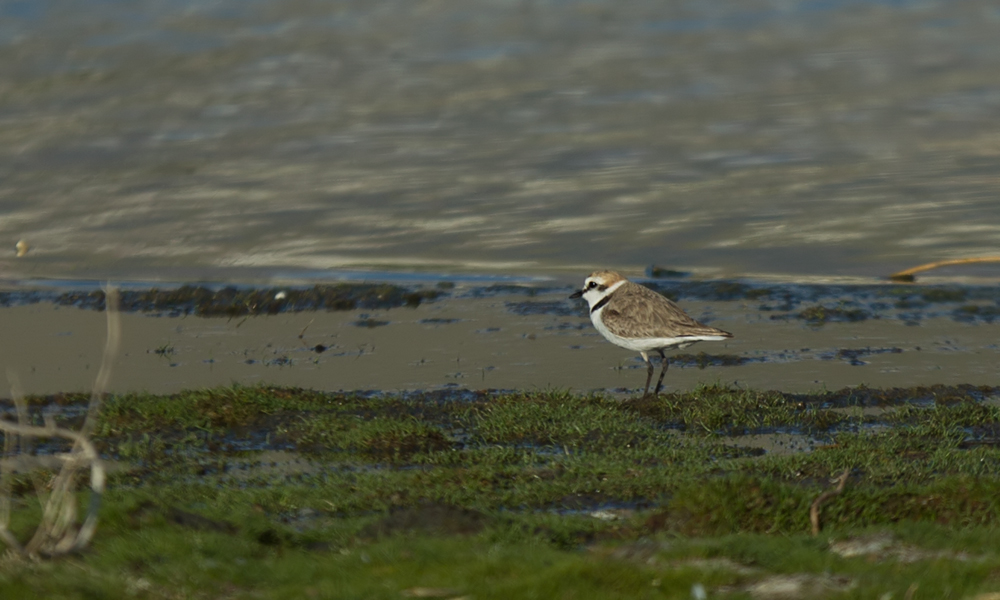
[0,284,444,316]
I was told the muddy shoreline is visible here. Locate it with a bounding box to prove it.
[1,277,998,396]
[3,280,1000,597]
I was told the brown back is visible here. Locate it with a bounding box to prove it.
[600,281,733,339]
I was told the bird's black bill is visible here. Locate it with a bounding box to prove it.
[569,289,584,299]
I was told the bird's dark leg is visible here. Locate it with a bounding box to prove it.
[642,354,654,397]
[653,350,669,396]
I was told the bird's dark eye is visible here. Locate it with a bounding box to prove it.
[587,281,597,289]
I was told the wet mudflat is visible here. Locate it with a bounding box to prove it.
[3,276,1000,396]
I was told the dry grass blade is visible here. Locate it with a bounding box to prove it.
[810,467,850,536]
[0,285,119,557]
[84,286,122,437]
[0,417,107,555]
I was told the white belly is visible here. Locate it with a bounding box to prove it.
[590,306,726,353]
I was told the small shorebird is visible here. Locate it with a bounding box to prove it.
[570,270,733,396]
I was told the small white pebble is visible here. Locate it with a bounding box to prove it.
[274,291,287,300]
[590,510,619,521]
[691,583,707,600]
[15,239,29,257]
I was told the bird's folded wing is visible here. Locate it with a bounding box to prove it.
[601,283,732,339]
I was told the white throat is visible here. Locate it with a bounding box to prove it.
[583,279,626,311]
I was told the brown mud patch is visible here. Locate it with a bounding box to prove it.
[359,503,490,539]
[2,280,1000,397]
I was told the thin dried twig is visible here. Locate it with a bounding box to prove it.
[0,285,119,557]
[298,318,315,340]
[0,417,106,555]
[810,468,850,536]
[889,256,1000,282]
[83,286,122,437]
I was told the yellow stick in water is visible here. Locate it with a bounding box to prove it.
[889,257,1000,282]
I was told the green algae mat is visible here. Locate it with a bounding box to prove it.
[4,384,1000,598]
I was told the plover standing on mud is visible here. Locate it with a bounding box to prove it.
[570,270,733,396]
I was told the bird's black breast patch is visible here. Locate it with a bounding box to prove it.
[591,296,612,313]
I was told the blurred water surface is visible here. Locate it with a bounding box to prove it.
[2,0,999,284]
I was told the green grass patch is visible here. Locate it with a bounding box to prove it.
[4,383,1000,597]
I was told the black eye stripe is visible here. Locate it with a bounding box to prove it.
[597,284,608,292]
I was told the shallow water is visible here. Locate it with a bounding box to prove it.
[2,0,1000,284]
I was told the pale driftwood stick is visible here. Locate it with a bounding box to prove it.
[36,415,79,552]
[83,286,121,438]
[810,467,850,536]
[50,285,117,554]
[0,418,106,555]
[889,257,1000,281]
[46,416,105,555]
[0,285,118,557]
[32,285,117,556]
